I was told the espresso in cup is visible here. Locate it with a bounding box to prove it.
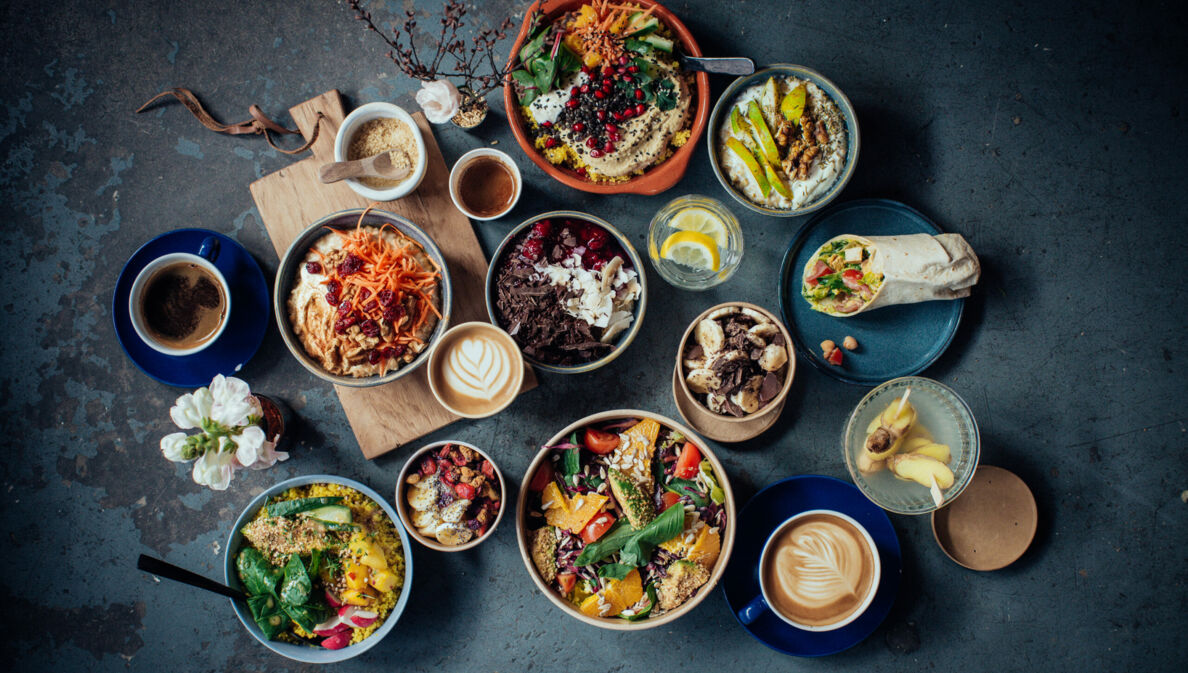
[141,261,227,350]
[429,322,523,417]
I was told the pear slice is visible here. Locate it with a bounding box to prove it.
[730,106,747,137]
[780,83,806,124]
[725,136,770,197]
[746,100,781,166]
[760,153,791,198]
[887,454,955,489]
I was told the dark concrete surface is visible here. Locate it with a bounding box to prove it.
[1,0,1185,671]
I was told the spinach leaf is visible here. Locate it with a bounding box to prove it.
[280,554,311,606]
[561,447,581,486]
[307,549,323,578]
[518,29,548,66]
[512,70,540,105]
[282,602,329,634]
[622,582,658,621]
[236,548,280,596]
[575,501,686,567]
[554,44,581,77]
[597,563,634,581]
[246,594,287,640]
[814,273,847,293]
[266,496,342,518]
[665,478,709,507]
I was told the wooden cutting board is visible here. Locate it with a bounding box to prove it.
[249,90,536,459]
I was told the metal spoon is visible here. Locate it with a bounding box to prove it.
[678,55,755,76]
[137,553,244,600]
[319,151,412,185]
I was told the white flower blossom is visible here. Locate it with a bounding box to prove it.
[192,438,236,491]
[170,388,213,429]
[209,375,255,427]
[232,425,265,468]
[160,432,191,462]
[415,79,462,124]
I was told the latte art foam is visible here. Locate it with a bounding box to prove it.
[443,336,512,401]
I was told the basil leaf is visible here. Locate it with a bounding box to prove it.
[576,504,686,567]
[280,554,311,606]
[632,500,686,547]
[665,478,709,507]
[265,497,343,518]
[562,447,581,485]
[618,537,653,568]
[597,563,634,581]
[622,582,658,621]
[236,548,280,596]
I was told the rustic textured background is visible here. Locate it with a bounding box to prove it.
[1,0,1184,671]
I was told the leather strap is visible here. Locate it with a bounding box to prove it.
[136,87,323,155]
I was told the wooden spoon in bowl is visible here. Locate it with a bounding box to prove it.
[319,151,412,185]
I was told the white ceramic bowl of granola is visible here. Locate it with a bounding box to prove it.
[334,102,428,202]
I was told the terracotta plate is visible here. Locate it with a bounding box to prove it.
[931,465,1037,571]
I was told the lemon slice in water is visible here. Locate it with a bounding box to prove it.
[668,207,728,248]
[660,230,721,272]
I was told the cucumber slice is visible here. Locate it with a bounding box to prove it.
[306,504,352,525]
[625,13,660,37]
[641,34,673,53]
[265,496,343,518]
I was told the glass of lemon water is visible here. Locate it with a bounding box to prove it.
[648,195,743,290]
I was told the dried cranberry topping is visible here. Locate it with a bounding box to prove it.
[337,299,353,317]
[305,261,323,275]
[382,304,404,324]
[359,319,380,338]
[337,253,363,276]
[367,349,382,364]
[377,288,395,306]
[364,300,379,312]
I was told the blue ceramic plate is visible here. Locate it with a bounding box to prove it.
[112,228,270,388]
[225,475,414,663]
[779,199,965,385]
[721,475,900,657]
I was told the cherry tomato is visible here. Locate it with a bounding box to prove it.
[584,428,620,455]
[557,572,577,595]
[826,347,844,366]
[841,268,864,291]
[660,491,682,511]
[674,443,702,479]
[581,513,616,544]
[529,462,554,492]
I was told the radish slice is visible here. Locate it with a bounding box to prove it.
[349,609,378,628]
[313,615,343,636]
[321,633,351,650]
[324,589,342,608]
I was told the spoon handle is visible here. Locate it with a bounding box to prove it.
[319,161,366,184]
[680,56,756,76]
[137,554,243,601]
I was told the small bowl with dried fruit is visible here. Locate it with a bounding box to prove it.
[396,441,506,552]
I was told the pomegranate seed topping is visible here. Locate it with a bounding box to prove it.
[305,261,323,275]
[572,122,586,132]
[602,79,613,90]
[576,167,587,176]
[581,65,591,74]
[623,74,633,83]
[579,84,590,94]
[616,66,626,74]
[628,64,640,73]
[601,66,614,77]
[603,141,615,153]
[594,89,605,99]
[605,123,617,133]
[634,88,645,100]
[609,131,621,142]
[541,120,553,128]
[585,136,598,148]
[635,103,646,115]
[596,109,607,121]
[570,86,580,96]
[590,149,603,158]
[545,137,557,148]
[612,110,624,120]
[619,54,630,65]
[565,99,579,108]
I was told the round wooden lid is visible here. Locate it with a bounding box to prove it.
[671,366,782,443]
[931,465,1037,570]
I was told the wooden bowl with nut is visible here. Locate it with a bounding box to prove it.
[395,441,506,552]
[675,302,795,428]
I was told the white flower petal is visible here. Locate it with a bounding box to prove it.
[415,79,462,124]
[160,432,191,462]
[193,449,235,491]
[170,393,202,429]
[233,426,265,467]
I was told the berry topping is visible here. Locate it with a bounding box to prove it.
[305,261,323,275]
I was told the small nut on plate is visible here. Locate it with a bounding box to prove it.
[820,339,836,353]
[843,336,858,351]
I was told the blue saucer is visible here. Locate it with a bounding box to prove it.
[112,228,270,388]
[779,199,965,386]
[721,475,900,657]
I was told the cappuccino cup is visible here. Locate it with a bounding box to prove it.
[738,509,881,632]
[129,237,231,357]
[427,322,524,418]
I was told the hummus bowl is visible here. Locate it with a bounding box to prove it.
[516,410,736,630]
[226,475,413,663]
[485,210,647,374]
[275,209,452,387]
[503,0,710,195]
[709,65,859,217]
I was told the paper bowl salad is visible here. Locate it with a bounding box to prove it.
[225,475,413,663]
[516,410,735,630]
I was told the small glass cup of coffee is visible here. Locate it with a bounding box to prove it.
[128,239,231,357]
[427,322,525,418]
[448,148,522,221]
[738,509,881,632]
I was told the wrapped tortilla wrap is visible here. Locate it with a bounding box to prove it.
[802,233,980,316]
